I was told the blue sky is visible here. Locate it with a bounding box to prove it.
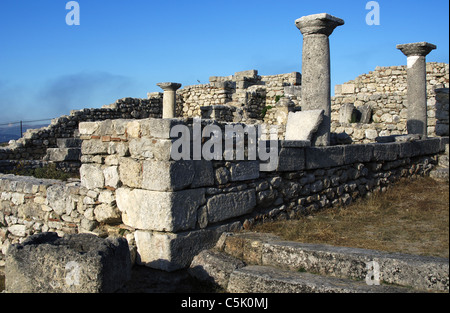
[0,0,448,123]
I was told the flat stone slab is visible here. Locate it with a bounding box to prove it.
[227,265,413,293]
[189,249,246,289]
[5,232,131,293]
[284,110,324,141]
[220,233,449,292]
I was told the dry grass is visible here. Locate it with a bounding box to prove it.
[251,177,449,258]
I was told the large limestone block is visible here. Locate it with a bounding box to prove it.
[6,232,131,293]
[80,164,105,190]
[285,110,324,141]
[206,190,256,224]
[142,160,195,191]
[134,229,221,272]
[116,188,205,232]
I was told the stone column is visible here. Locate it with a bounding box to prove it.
[295,13,344,146]
[397,42,436,138]
[157,82,182,119]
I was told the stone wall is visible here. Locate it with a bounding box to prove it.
[0,96,163,164]
[331,62,449,143]
[176,70,302,123]
[2,117,446,271]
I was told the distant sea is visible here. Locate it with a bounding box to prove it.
[0,123,49,144]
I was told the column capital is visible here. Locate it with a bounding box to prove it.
[157,82,182,92]
[295,13,344,36]
[396,42,436,57]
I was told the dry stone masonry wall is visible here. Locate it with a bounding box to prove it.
[2,117,447,272]
[332,63,449,143]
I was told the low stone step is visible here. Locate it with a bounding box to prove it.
[219,232,449,292]
[227,265,414,293]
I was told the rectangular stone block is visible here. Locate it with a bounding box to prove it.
[134,229,221,272]
[6,233,131,293]
[80,164,105,190]
[191,160,215,188]
[305,146,345,170]
[142,160,195,191]
[416,138,441,155]
[116,188,205,232]
[277,148,306,172]
[129,138,173,160]
[207,190,256,224]
[285,110,324,141]
[344,144,374,165]
[229,161,260,182]
[139,118,189,139]
[371,143,401,161]
[399,141,421,158]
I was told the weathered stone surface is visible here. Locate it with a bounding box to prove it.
[6,232,131,293]
[116,188,205,232]
[80,164,104,190]
[119,158,142,188]
[129,138,173,160]
[191,161,215,188]
[229,161,260,182]
[344,144,374,165]
[371,143,401,161]
[189,249,246,289]
[103,166,119,189]
[227,265,411,293]
[261,240,449,292]
[206,190,256,223]
[284,110,324,141]
[81,140,108,155]
[277,148,306,172]
[47,184,73,216]
[45,148,81,162]
[305,146,345,169]
[142,160,195,191]
[339,103,355,124]
[357,104,373,124]
[134,229,221,272]
[78,122,101,136]
[94,204,121,224]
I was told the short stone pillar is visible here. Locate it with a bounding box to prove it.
[157,82,182,119]
[397,42,436,138]
[295,13,344,146]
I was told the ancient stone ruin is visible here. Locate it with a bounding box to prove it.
[0,13,449,293]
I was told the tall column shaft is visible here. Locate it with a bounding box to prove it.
[406,55,427,137]
[397,42,436,138]
[157,82,182,119]
[301,34,331,145]
[296,13,344,146]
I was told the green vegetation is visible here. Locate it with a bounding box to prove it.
[6,162,79,181]
[261,105,274,118]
